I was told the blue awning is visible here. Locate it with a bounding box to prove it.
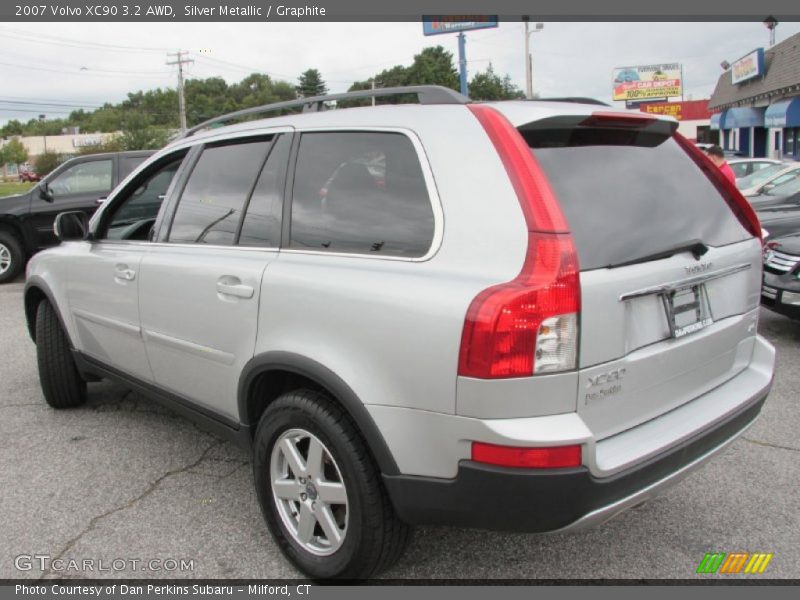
[765,98,800,128]
[710,112,725,130]
[723,107,765,129]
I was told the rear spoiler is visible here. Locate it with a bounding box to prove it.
[518,111,678,138]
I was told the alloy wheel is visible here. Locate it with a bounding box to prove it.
[270,428,349,556]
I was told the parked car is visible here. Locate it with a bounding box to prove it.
[761,232,800,320]
[0,150,153,283]
[756,201,800,241]
[727,158,782,180]
[749,170,800,208]
[23,87,774,578]
[723,149,747,159]
[18,165,41,182]
[737,161,800,197]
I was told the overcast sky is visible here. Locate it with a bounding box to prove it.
[2,21,800,126]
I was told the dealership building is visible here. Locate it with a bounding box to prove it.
[709,31,800,159]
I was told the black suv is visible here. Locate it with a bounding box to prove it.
[0,150,153,283]
[762,232,800,319]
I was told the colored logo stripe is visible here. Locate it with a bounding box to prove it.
[745,553,774,574]
[697,552,773,574]
[720,553,749,573]
[697,553,726,574]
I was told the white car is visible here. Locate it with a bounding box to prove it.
[737,162,800,197]
[728,158,782,180]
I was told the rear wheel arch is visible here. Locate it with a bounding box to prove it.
[239,352,400,476]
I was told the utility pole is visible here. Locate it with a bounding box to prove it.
[371,79,376,106]
[167,50,193,133]
[523,18,544,99]
[457,32,468,96]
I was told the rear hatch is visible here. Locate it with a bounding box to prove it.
[518,111,761,440]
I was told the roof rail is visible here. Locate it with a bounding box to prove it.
[533,97,610,107]
[181,85,470,139]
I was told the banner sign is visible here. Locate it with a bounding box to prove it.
[422,16,498,36]
[639,100,711,122]
[612,63,682,101]
[731,48,765,85]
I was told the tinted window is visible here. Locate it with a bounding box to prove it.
[48,159,112,197]
[238,135,291,248]
[169,140,271,245]
[737,163,786,190]
[103,157,184,240]
[290,132,434,257]
[730,163,750,178]
[120,155,149,180]
[525,129,750,270]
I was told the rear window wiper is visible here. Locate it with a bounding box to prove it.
[608,239,709,269]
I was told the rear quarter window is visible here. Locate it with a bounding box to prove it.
[289,131,435,258]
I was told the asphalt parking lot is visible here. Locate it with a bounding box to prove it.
[1,277,798,580]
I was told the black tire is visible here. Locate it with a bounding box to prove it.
[35,300,87,409]
[0,230,25,284]
[253,389,412,579]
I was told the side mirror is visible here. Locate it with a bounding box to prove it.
[54,211,89,242]
[39,183,54,203]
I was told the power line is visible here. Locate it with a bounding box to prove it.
[0,100,103,109]
[0,59,173,79]
[0,27,172,53]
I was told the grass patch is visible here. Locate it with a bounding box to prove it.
[0,181,35,197]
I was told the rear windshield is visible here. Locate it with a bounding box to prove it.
[523,128,751,270]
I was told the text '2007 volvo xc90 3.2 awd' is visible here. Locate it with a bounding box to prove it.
[23,86,775,579]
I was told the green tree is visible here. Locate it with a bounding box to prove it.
[116,113,170,150]
[468,64,526,101]
[1,120,24,136]
[1,139,29,169]
[296,69,327,98]
[34,151,63,177]
[406,46,459,90]
[76,137,124,155]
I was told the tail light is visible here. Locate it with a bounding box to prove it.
[471,441,582,469]
[673,133,762,241]
[459,105,579,379]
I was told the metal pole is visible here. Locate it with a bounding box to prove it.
[177,60,187,132]
[371,80,376,107]
[524,20,532,98]
[457,32,468,97]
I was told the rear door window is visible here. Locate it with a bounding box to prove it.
[523,125,751,270]
[238,135,291,248]
[289,131,435,258]
[48,159,112,198]
[168,139,272,245]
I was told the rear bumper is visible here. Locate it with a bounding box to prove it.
[383,387,767,533]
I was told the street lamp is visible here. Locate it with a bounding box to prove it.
[522,17,544,99]
[764,16,778,46]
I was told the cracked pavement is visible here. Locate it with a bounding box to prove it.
[1,279,798,579]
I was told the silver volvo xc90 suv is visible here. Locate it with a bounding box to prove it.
[24,87,774,578]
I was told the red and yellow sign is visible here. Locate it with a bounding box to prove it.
[639,100,711,122]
